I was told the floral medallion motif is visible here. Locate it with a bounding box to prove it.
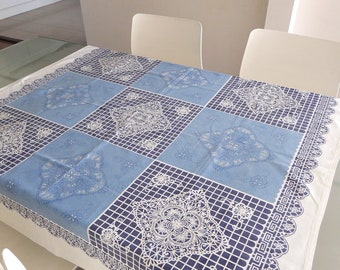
[46,84,90,109]
[36,127,53,140]
[230,202,254,230]
[99,55,143,74]
[133,189,229,266]
[39,153,105,201]
[233,84,300,114]
[280,114,298,125]
[139,139,158,150]
[200,127,270,168]
[87,119,103,131]
[100,225,121,246]
[110,101,171,138]
[219,98,235,109]
[0,121,26,156]
[0,112,11,120]
[161,68,209,90]
[175,106,191,116]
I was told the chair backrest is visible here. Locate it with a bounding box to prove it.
[1,249,26,270]
[131,13,203,69]
[240,29,340,97]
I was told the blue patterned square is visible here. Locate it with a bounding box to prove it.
[133,62,231,106]
[159,108,303,203]
[0,130,151,240]
[9,71,125,127]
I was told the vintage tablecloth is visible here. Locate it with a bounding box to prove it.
[0,47,339,270]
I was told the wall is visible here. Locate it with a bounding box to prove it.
[265,0,340,43]
[290,0,340,42]
[0,0,61,19]
[80,0,268,75]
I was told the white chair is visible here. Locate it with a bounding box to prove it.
[131,13,203,69]
[1,249,26,270]
[240,28,340,97]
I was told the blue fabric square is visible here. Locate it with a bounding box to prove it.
[9,72,125,127]
[0,130,151,239]
[132,62,231,106]
[159,108,303,203]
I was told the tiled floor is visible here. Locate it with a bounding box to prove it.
[0,0,86,45]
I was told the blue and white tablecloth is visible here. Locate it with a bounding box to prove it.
[0,47,338,270]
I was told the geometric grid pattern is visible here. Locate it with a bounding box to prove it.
[89,160,273,270]
[75,88,203,159]
[70,49,160,86]
[207,76,321,133]
[0,106,68,175]
[0,47,337,270]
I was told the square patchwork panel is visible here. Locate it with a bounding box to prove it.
[207,76,321,133]
[159,108,303,203]
[132,62,231,106]
[70,49,160,86]
[89,160,273,270]
[74,88,203,159]
[9,71,125,127]
[0,106,68,175]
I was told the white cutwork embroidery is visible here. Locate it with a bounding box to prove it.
[46,84,90,109]
[0,112,11,120]
[234,84,300,114]
[125,92,140,101]
[87,119,103,131]
[230,202,254,230]
[151,173,173,186]
[200,127,270,168]
[119,75,134,82]
[139,139,158,150]
[39,153,105,201]
[110,101,171,138]
[100,225,121,246]
[99,55,143,74]
[80,65,93,72]
[219,99,235,109]
[37,127,53,140]
[175,106,191,116]
[162,68,209,89]
[280,114,298,125]
[133,189,229,266]
[0,121,26,156]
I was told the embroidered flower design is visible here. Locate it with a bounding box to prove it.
[151,173,173,186]
[139,139,158,150]
[99,55,143,74]
[110,101,171,137]
[281,114,298,125]
[200,127,270,168]
[233,84,299,114]
[37,127,52,140]
[219,99,235,109]
[175,106,191,116]
[0,121,26,156]
[125,92,140,101]
[87,119,103,131]
[133,189,229,265]
[80,65,93,72]
[230,202,254,230]
[100,226,121,246]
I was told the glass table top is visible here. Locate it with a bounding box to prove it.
[0,37,84,88]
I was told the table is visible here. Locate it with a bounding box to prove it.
[0,46,339,270]
[0,37,83,88]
